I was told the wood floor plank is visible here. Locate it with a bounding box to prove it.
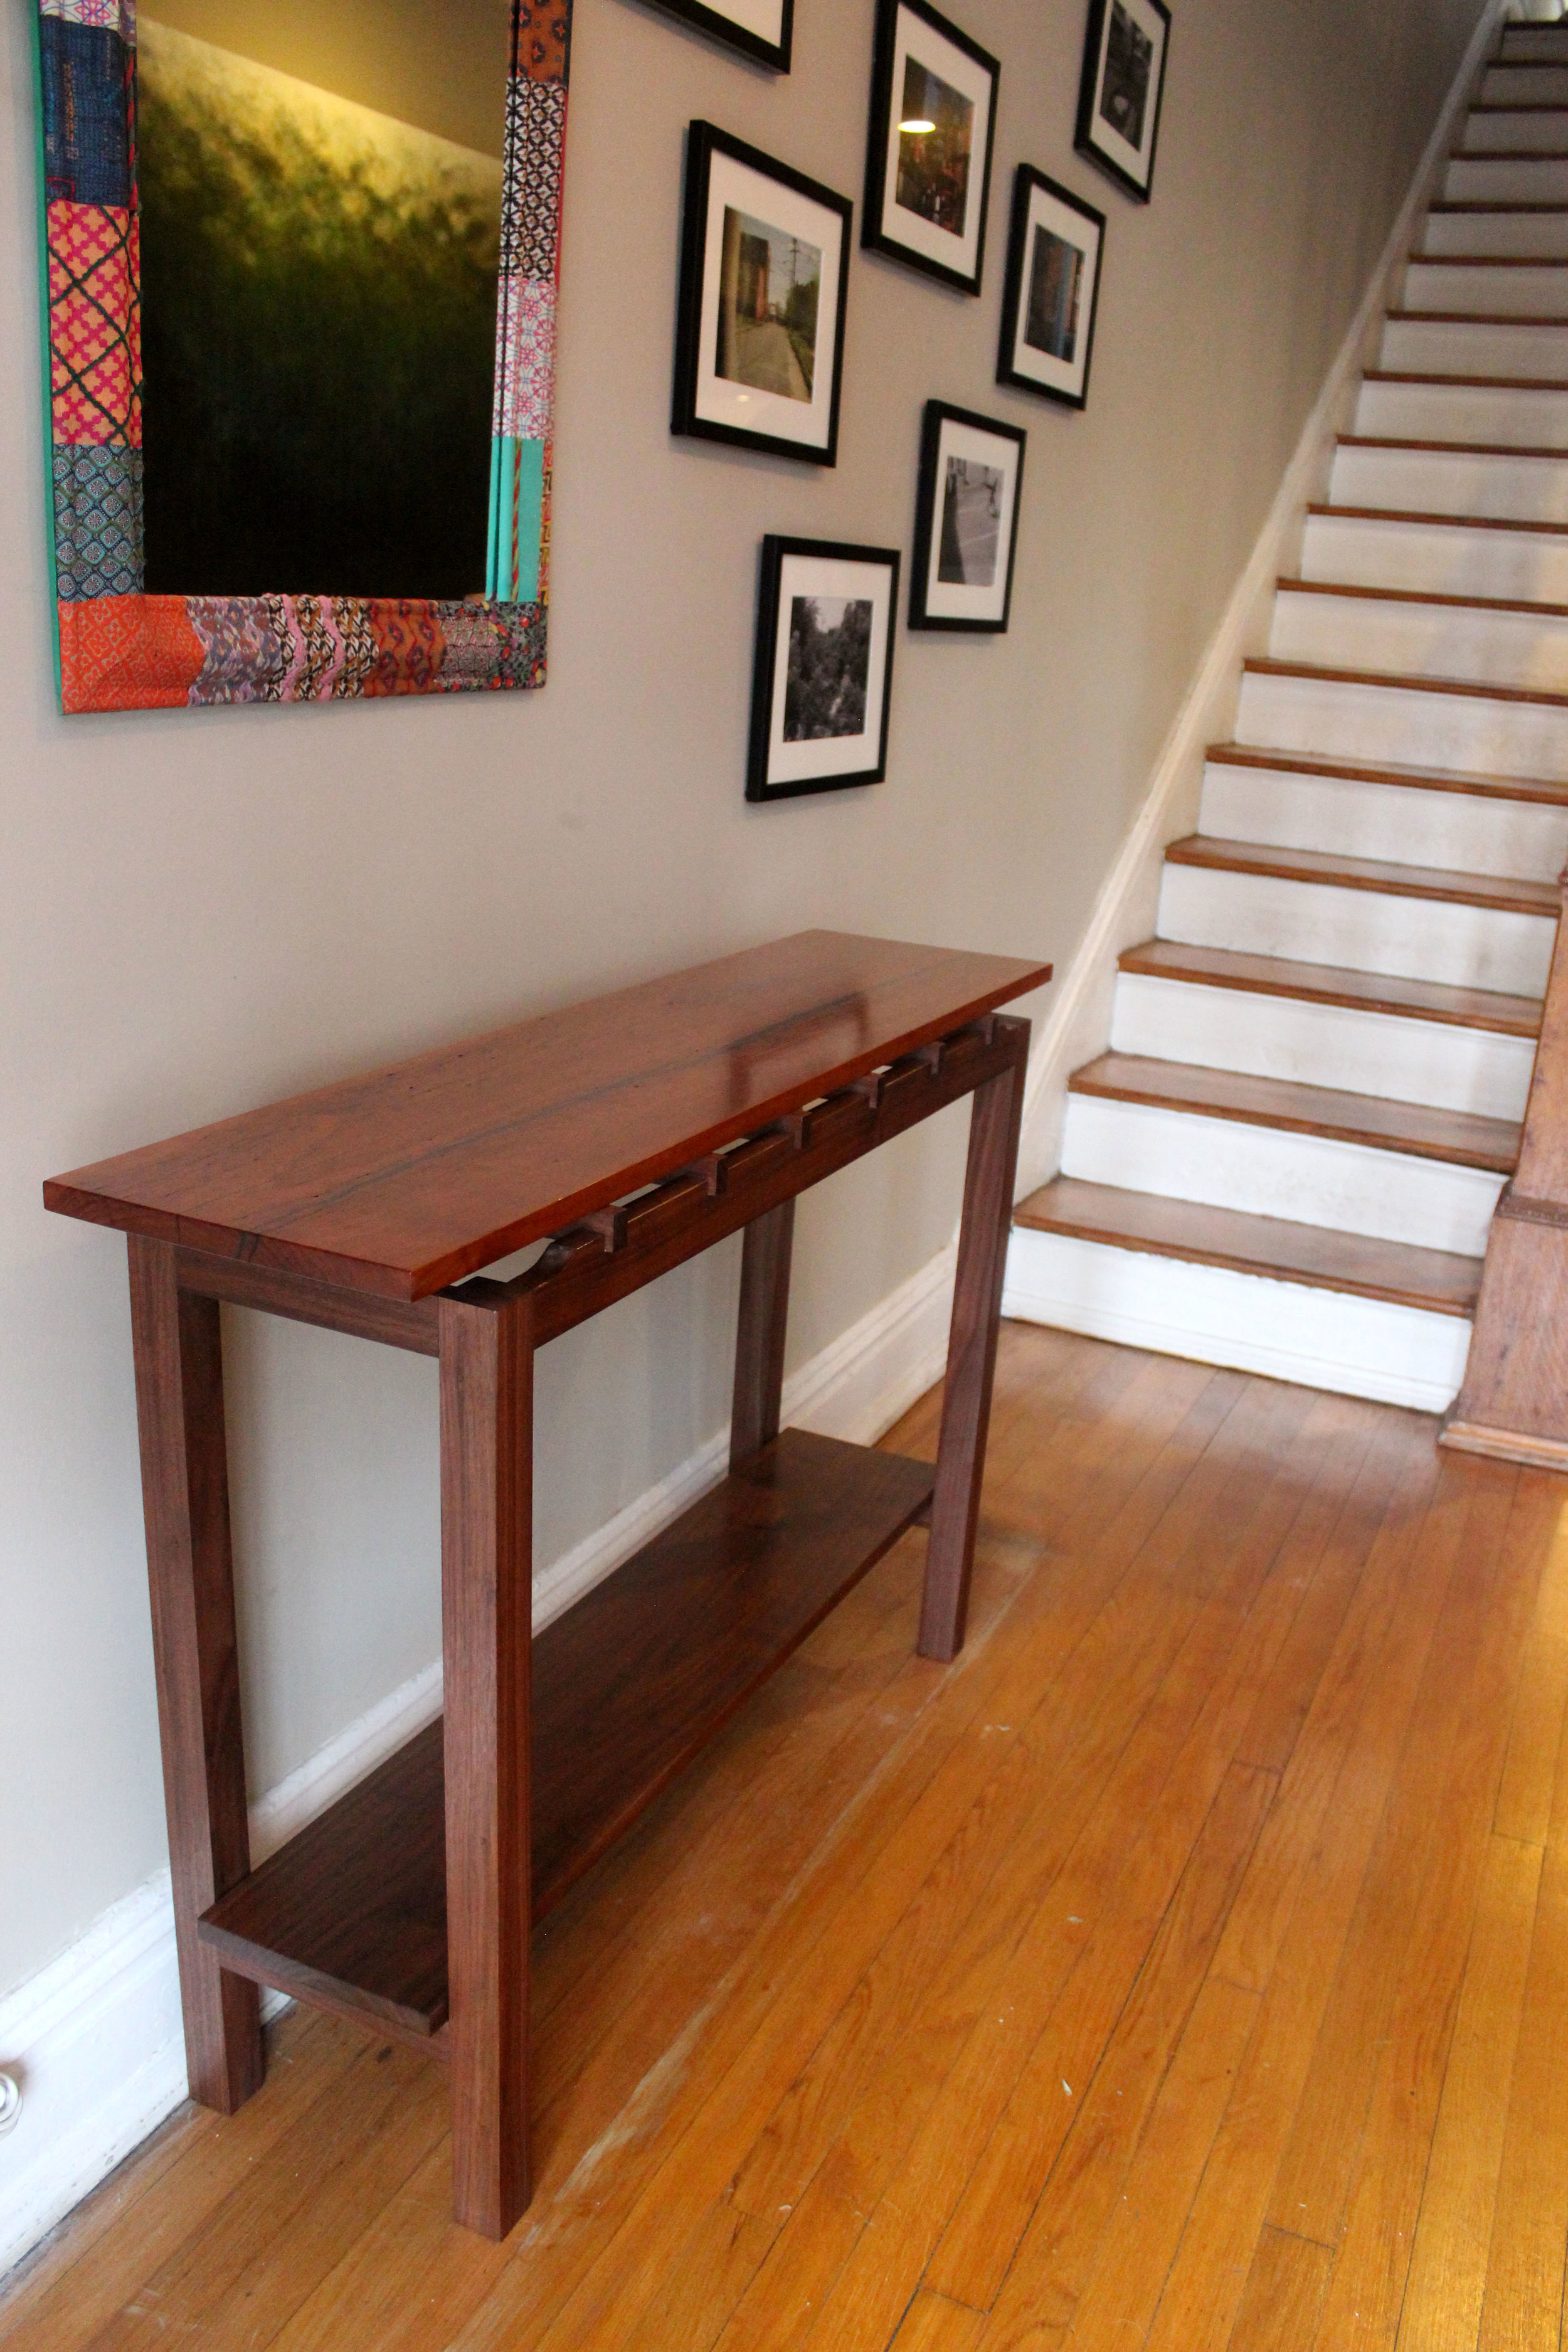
[1476,1842,1568,2352]
[1264,1461,1524,2244]
[793,1397,1377,2349]
[1394,1836,1543,2352]
[1208,1428,1453,1997]
[790,1394,1365,2349]
[950,1762,1277,2338]
[1052,1976,1263,2350]
[890,2292,988,2351]
[1302,1472,1548,2352]
[1130,1461,1475,2352]
[1225,2228,1333,2352]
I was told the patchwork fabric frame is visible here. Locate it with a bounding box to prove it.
[34,0,571,714]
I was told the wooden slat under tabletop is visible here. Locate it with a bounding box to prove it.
[43,930,1049,1301]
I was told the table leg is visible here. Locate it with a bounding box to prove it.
[126,1236,263,2112]
[440,1288,534,2240]
[920,1027,1029,1662]
[731,1199,795,1469]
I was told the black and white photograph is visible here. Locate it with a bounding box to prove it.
[864,0,999,296]
[1074,0,1170,202]
[997,167,1105,407]
[909,401,1025,632]
[674,124,851,464]
[645,0,793,72]
[748,537,899,798]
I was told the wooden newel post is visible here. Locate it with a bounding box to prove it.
[1444,872,1568,1471]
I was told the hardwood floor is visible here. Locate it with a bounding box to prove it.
[7,1322,1568,2352]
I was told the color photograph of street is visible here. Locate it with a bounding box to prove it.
[715,208,821,403]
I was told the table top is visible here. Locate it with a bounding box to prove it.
[45,931,1050,1300]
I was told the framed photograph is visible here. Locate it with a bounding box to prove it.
[674,124,852,465]
[863,0,999,297]
[1075,0,1170,203]
[645,0,793,72]
[747,538,899,799]
[997,169,1106,408]
[909,402,1025,633]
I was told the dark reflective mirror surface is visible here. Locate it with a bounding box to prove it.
[138,1,511,598]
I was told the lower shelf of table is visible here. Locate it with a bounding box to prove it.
[198,1428,935,2045]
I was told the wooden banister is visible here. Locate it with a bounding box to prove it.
[1443,869,1568,1468]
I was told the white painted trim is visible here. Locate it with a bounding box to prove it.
[0,1237,955,2285]
[1013,0,1512,1198]
[1002,1226,1472,1412]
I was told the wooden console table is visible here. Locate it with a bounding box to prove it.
[43,929,1049,2238]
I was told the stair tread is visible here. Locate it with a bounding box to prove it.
[1365,368,1568,388]
[1245,650,1568,708]
[1069,1051,1521,1168]
[1208,739,1568,804]
[1311,499,1568,533]
[1118,938,1542,1034]
[1013,1179,1481,1314]
[1407,251,1568,262]
[1392,309,1568,326]
[1168,830,1560,915]
[1339,433,1568,456]
[1278,574,1568,618]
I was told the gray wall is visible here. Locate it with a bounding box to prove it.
[0,0,1485,2000]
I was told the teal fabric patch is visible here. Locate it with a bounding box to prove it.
[489,435,542,604]
[512,438,543,605]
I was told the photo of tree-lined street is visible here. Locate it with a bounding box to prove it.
[715,208,822,404]
[783,596,873,739]
[895,55,974,236]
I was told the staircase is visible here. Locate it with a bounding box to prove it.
[1005,13,1568,1414]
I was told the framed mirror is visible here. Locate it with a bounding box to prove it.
[35,0,571,713]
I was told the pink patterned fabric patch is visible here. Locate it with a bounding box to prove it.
[48,200,140,447]
[41,0,135,33]
[498,282,556,443]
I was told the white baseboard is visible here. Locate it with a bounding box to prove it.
[0,1239,955,2285]
[1012,0,1512,1199]
[1003,1226,1471,1414]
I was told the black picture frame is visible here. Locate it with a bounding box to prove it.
[747,536,901,800]
[673,122,853,467]
[644,0,793,72]
[909,402,1025,633]
[1074,0,1170,203]
[863,0,1000,297]
[996,167,1106,409]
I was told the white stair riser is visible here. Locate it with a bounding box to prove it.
[1060,1095,1504,1256]
[1331,442,1568,520]
[1404,260,1568,316]
[1236,664,1568,781]
[1269,588,1568,691]
[1302,511,1568,601]
[1461,110,1568,154]
[1355,377,1568,445]
[1198,759,1568,881]
[1445,157,1568,202]
[1002,1228,1472,1414]
[1110,973,1535,1120]
[1482,65,1568,102]
[1421,211,1568,258]
[1382,316,1568,378]
[1158,859,1555,995]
